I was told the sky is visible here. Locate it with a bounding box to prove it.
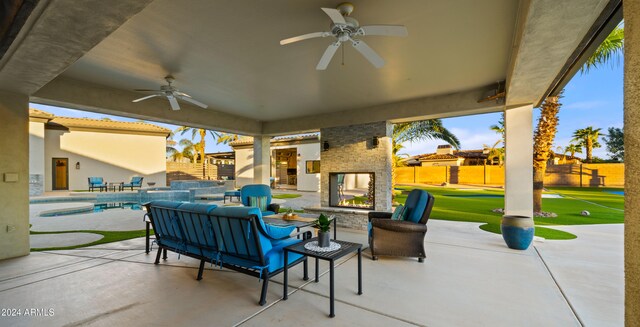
[30,60,622,159]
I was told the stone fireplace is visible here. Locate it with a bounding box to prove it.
[329,172,375,210]
[317,121,392,212]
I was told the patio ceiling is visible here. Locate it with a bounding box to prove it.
[0,0,618,135]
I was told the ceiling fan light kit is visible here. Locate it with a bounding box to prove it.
[280,2,408,70]
[132,75,208,111]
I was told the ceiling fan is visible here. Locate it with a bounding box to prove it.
[132,76,208,111]
[280,2,408,70]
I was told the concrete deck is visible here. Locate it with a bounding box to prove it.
[3,220,623,326]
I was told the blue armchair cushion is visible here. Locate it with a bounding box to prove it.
[402,190,429,223]
[241,184,273,207]
[248,196,268,212]
[391,205,405,220]
[88,177,105,186]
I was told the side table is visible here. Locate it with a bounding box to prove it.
[283,238,362,318]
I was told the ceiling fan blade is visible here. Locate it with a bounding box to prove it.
[316,42,341,70]
[177,94,208,108]
[351,40,385,68]
[167,95,181,110]
[321,8,346,25]
[132,94,161,103]
[133,89,159,92]
[359,25,408,37]
[280,32,329,45]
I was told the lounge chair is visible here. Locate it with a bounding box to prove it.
[88,177,107,192]
[123,176,144,190]
[240,184,280,216]
[368,189,435,262]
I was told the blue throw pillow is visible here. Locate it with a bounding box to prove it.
[249,196,268,212]
[391,205,405,220]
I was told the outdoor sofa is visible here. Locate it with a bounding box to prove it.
[144,201,308,305]
[368,189,435,262]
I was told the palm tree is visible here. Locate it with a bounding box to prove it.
[484,140,504,166]
[580,24,624,73]
[572,127,602,163]
[533,97,561,212]
[563,144,583,163]
[178,139,198,163]
[531,25,623,213]
[215,132,239,145]
[392,119,460,187]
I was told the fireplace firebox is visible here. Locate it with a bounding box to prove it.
[329,172,375,210]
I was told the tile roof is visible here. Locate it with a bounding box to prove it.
[230,133,319,146]
[414,149,488,161]
[46,116,171,136]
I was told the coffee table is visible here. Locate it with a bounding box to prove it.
[108,182,123,192]
[283,237,363,318]
[263,213,337,240]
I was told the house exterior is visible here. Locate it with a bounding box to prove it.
[29,109,170,195]
[407,145,582,167]
[205,151,235,180]
[231,134,320,192]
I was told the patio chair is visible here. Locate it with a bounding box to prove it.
[368,189,435,262]
[88,177,107,192]
[123,176,144,190]
[240,184,280,216]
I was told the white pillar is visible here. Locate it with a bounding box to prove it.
[0,90,30,260]
[504,104,533,217]
[253,135,271,185]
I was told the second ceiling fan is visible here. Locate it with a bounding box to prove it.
[280,2,408,70]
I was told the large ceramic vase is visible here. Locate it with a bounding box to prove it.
[500,215,534,250]
[318,231,331,247]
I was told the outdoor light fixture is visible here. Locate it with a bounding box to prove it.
[372,136,379,148]
[75,162,80,170]
[323,141,330,151]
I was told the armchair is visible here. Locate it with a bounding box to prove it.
[88,177,107,192]
[123,176,144,190]
[240,184,280,215]
[368,189,435,262]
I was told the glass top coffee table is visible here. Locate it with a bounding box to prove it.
[283,237,363,318]
[263,213,337,239]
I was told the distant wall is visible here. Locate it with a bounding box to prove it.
[29,121,45,195]
[44,129,167,191]
[166,162,218,185]
[396,163,624,187]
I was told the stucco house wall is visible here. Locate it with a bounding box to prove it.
[29,121,45,195]
[44,129,167,191]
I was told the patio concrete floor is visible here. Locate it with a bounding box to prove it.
[3,219,623,326]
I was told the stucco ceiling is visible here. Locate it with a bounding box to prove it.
[60,0,518,121]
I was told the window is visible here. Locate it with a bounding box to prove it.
[306,160,320,174]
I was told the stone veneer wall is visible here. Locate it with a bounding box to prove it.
[320,121,392,212]
[304,207,369,231]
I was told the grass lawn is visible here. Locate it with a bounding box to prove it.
[395,185,624,240]
[272,194,302,199]
[30,229,150,251]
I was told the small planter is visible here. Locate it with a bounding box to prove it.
[500,215,534,250]
[318,231,331,248]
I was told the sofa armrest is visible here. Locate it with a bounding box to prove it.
[368,211,392,222]
[267,203,280,213]
[370,219,428,233]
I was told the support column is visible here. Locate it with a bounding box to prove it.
[504,104,533,217]
[0,90,30,260]
[253,135,271,185]
[625,1,640,325]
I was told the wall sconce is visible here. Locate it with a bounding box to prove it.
[323,141,330,151]
[372,136,379,148]
[75,162,80,170]
[298,153,301,157]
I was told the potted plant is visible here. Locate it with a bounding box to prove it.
[283,207,296,220]
[313,213,335,247]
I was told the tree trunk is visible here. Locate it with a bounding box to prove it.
[532,96,560,213]
[533,168,545,212]
[200,129,206,179]
[586,138,593,163]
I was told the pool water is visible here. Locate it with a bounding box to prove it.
[94,202,143,212]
